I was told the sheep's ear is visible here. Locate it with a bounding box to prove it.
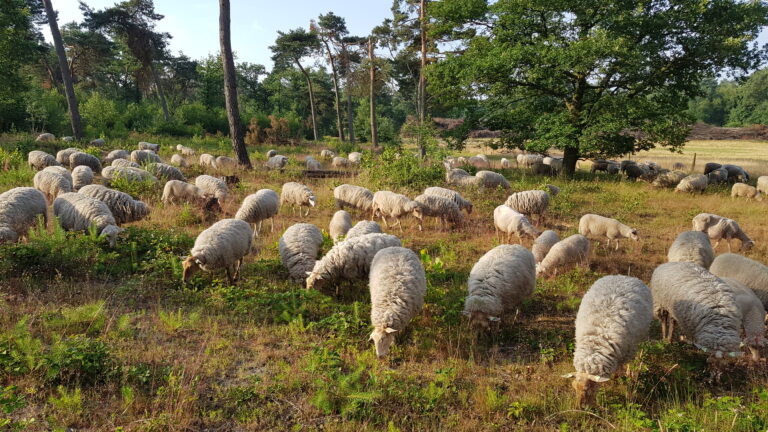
[194,257,203,265]
[561,373,575,379]
[385,327,397,334]
[306,271,312,276]
[589,375,610,383]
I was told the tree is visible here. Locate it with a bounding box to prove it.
[368,37,378,148]
[0,0,39,131]
[42,0,83,138]
[313,12,347,141]
[270,28,321,141]
[60,23,115,87]
[429,0,768,176]
[219,0,250,168]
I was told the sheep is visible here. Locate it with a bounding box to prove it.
[334,184,374,214]
[532,230,560,263]
[265,155,289,171]
[131,150,161,164]
[279,223,324,281]
[138,141,160,152]
[590,160,611,173]
[104,150,130,164]
[78,184,150,225]
[53,192,122,247]
[371,191,423,231]
[652,170,687,188]
[536,234,590,278]
[320,149,336,160]
[69,152,102,173]
[563,276,653,407]
[606,163,620,175]
[650,262,742,359]
[476,170,511,190]
[517,154,544,168]
[463,244,536,330]
[36,133,55,142]
[719,277,768,361]
[414,194,464,229]
[346,220,382,240]
[467,156,490,169]
[445,168,480,187]
[177,144,196,156]
[56,148,81,167]
[691,213,753,252]
[280,182,316,216]
[199,153,217,170]
[161,180,220,217]
[423,186,473,215]
[578,214,639,250]
[112,159,140,168]
[676,174,708,193]
[493,205,539,244]
[146,163,186,181]
[504,190,549,224]
[71,165,93,191]
[348,152,363,164]
[704,162,722,174]
[731,183,761,200]
[672,162,686,171]
[623,164,645,180]
[0,187,48,243]
[42,166,73,188]
[667,231,715,269]
[500,158,511,169]
[757,176,768,195]
[332,156,351,168]
[102,166,158,185]
[709,253,768,310]
[305,233,402,290]
[235,189,279,236]
[543,156,563,172]
[707,168,728,184]
[170,154,188,168]
[305,156,321,171]
[369,247,426,358]
[722,164,749,182]
[544,184,560,196]
[182,219,253,284]
[531,162,557,176]
[33,170,72,202]
[215,156,238,173]
[328,210,353,243]
[27,150,60,170]
[195,175,230,202]
[266,149,277,158]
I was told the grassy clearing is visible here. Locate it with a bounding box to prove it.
[0,135,767,430]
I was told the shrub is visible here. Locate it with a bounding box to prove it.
[44,335,113,386]
[81,92,126,138]
[265,115,291,144]
[245,114,270,145]
[362,146,445,189]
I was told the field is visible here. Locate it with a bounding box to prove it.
[1,135,768,431]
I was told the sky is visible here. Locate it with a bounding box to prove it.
[42,0,394,69]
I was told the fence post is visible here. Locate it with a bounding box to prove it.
[691,153,697,173]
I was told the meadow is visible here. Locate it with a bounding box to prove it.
[0,134,767,431]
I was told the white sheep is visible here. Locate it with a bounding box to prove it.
[199,153,217,170]
[27,150,60,170]
[0,187,48,243]
[215,156,239,173]
[177,144,196,156]
[543,156,563,172]
[69,152,102,173]
[104,150,130,164]
[102,166,158,184]
[476,170,511,190]
[578,214,639,250]
[279,223,324,281]
[493,205,539,244]
[138,141,160,152]
[56,148,81,167]
[707,168,728,185]
[280,182,316,216]
[505,190,550,224]
[161,180,212,206]
[371,191,423,232]
[170,154,188,168]
[195,175,230,202]
[42,166,73,188]
[235,189,279,236]
[33,170,72,202]
[305,156,321,171]
[445,168,479,187]
[348,152,363,164]
[332,156,351,168]
[719,277,768,361]
[334,184,374,213]
[111,159,140,168]
[517,154,543,168]
[71,165,93,191]
[709,253,768,309]
[305,233,402,290]
[467,156,489,169]
[146,163,186,181]
[731,183,761,200]
[757,176,768,195]
[182,219,253,284]
[265,155,289,171]
[691,213,753,252]
[675,174,708,193]
[667,231,715,269]
[346,220,382,240]
[563,276,653,407]
[329,210,353,243]
[36,133,55,142]
[536,234,590,278]
[369,247,426,358]
[78,184,150,225]
[532,230,560,263]
[423,186,473,214]
[463,244,536,330]
[320,149,336,160]
[652,170,687,188]
[266,149,277,158]
[131,150,161,165]
[414,194,463,229]
[500,158,511,169]
[53,192,122,247]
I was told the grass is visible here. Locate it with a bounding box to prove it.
[0,134,767,430]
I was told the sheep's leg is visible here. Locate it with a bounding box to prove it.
[235,258,243,281]
[257,221,263,234]
[660,311,668,341]
[615,239,620,251]
[727,239,732,252]
[380,215,389,228]
[396,218,403,233]
[667,318,675,343]
[226,267,234,285]
[713,239,720,250]
[270,217,275,232]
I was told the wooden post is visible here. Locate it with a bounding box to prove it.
[691,153,697,173]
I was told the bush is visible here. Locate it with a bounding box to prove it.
[81,93,126,138]
[44,335,113,386]
[362,146,445,189]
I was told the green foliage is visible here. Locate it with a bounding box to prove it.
[0,317,43,375]
[0,386,33,431]
[44,301,107,337]
[108,175,158,199]
[362,146,445,189]
[47,386,84,427]
[81,92,126,137]
[157,309,201,333]
[45,335,113,386]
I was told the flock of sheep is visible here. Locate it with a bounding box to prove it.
[1,133,767,408]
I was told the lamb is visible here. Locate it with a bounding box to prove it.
[757,176,768,195]
[182,219,253,284]
[279,223,324,281]
[578,214,639,250]
[334,184,374,213]
[78,184,150,225]
[691,213,753,252]
[707,168,728,184]
[709,253,768,309]
[27,150,60,170]
[305,233,402,290]
[504,190,549,224]
[162,180,212,206]
[463,244,536,329]
[195,175,230,202]
[493,205,539,244]
[652,170,687,188]
[329,210,353,243]
[467,156,489,169]
[719,277,768,361]
[33,170,72,202]
[650,262,742,358]
[146,162,186,181]
[722,164,749,182]
[305,156,321,171]
[42,166,73,188]
[102,166,157,184]
[280,182,316,216]
[112,159,140,168]
[215,156,238,172]
[56,148,81,166]
[138,141,160,152]
[265,155,288,171]
[199,154,217,170]
[177,144,196,156]
[371,191,423,231]
[536,234,590,278]
[532,230,560,263]
[36,133,55,142]
[369,247,426,358]
[500,158,511,169]
[104,150,130,164]
[170,154,188,168]
[346,220,382,240]
[348,152,362,164]
[332,156,351,168]
[320,149,336,159]
[475,170,511,190]
[423,186,473,214]
[0,187,48,243]
[69,152,102,173]
[266,149,277,158]
[235,189,279,236]
[71,165,93,191]
[131,150,161,164]
[53,192,122,246]
[667,231,715,269]
[731,182,761,200]
[414,194,464,229]
[563,276,653,407]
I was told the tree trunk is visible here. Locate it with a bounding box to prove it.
[219,0,251,168]
[368,38,378,149]
[43,0,82,139]
[149,62,171,121]
[417,0,428,157]
[346,87,355,144]
[296,62,318,141]
[322,39,345,141]
[562,146,579,177]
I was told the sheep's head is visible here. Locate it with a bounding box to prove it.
[308,195,317,207]
[466,203,473,215]
[411,204,424,222]
[629,229,639,241]
[100,225,123,247]
[305,262,325,290]
[741,239,755,251]
[0,226,19,244]
[692,214,711,231]
[370,327,398,358]
[563,372,608,407]
[182,256,203,282]
[535,263,548,278]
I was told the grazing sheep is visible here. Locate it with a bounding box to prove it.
[266,149,277,158]
[280,182,316,216]
[667,231,715,269]
[102,166,158,184]
[578,214,639,250]
[463,244,536,330]
[199,153,217,170]
[369,247,426,358]
[536,234,590,278]
[131,150,161,165]
[476,170,511,190]
[623,164,645,180]
[78,184,149,225]
[320,149,336,160]
[53,192,122,246]
[722,164,749,182]
[445,168,480,187]
[494,205,539,244]
[652,170,687,188]
[691,213,753,252]
[138,141,160,152]
[265,155,289,171]
[279,223,325,281]
[517,154,544,168]
[170,154,188,168]
[27,150,60,170]
[704,162,722,174]
[346,220,382,240]
[590,160,611,173]
[305,156,321,171]
[195,175,230,202]
[504,190,549,224]
[71,165,93,190]
[532,230,560,263]
[42,166,73,189]
[215,156,238,172]
[544,184,560,196]
[334,184,374,213]
[423,186,473,215]
[467,156,490,169]
[104,150,130,164]
[672,162,686,171]
[177,144,196,156]
[92,138,105,145]
[650,262,742,358]
[0,187,48,243]
[531,162,557,176]
[332,156,351,168]
[709,253,768,310]
[543,156,563,172]
[414,194,464,229]
[33,170,72,202]
[62,136,74,142]
[719,277,768,361]
[348,152,363,164]
[36,133,55,142]
[146,163,186,181]
[707,168,728,184]
[112,159,140,168]
[69,152,102,173]
[56,148,81,167]
[564,276,653,407]
[182,219,253,284]
[757,176,768,195]
[329,210,353,243]
[731,183,761,200]
[235,189,280,236]
[371,191,423,231]
[500,158,511,169]
[305,233,402,290]
[161,180,219,216]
